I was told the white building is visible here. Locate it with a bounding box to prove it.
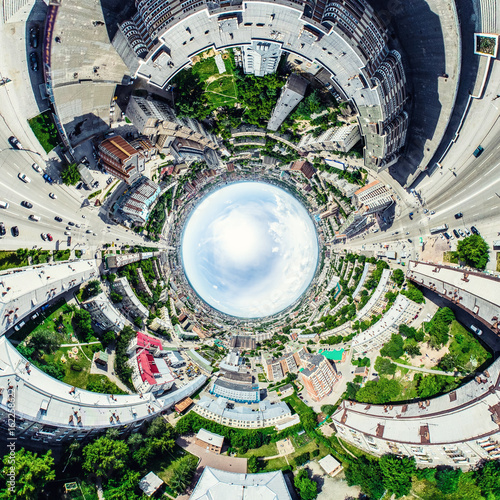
[299,124,361,153]
[242,41,282,76]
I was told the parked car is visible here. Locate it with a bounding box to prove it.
[41,233,47,241]
[471,226,480,235]
[21,201,33,208]
[454,212,463,219]
[54,216,63,222]
[76,182,83,189]
[47,233,53,241]
[471,325,482,336]
[0,223,5,236]
[443,232,450,240]
[32,163,42,173]
[453,229,460,238]
[29,26,38,48]
[464,228,471,236]
[9,136,22,149]
[12,226,19,237]
[68,221,75,226]
[29,52,38,71]
[18,173,31,183]
[64,231,71,235]
[458,228,465,237]
[43,173,54,184]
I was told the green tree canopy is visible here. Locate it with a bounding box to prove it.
[435,467,462,494]
[392,268,405,286]
[61,163,81,186]
[456,234,489,270]
[380,333,404,360]
[28,329,60,354]
[82,436,129,479]
[0,448,55,499]
[294,469,318,500]
[374,356,397,375]
[344,456,385,499]
[356,378,401,404]
[169,455,198,494]
[401,283,425,304]
[379,454,416,498]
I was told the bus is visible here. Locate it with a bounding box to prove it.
[430,224,448,234]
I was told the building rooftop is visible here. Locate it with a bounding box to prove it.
[190,467,292,500]
[139,471,164,497]
[318,454,341,474]
[196,428,224,448]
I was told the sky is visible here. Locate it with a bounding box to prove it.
[181,181,319,318]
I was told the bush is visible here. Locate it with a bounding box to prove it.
[70,363,82,372]
[401,283,425,304]
[294,451,310,466]
[61,163,81,186]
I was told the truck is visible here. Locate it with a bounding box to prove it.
[430,224,448,234]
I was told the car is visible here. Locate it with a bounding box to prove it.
[464,228,471,236]
[12,226,19,237]
[47,233,53,241]
[14,320,26,331]
[76,182,83,189]
[107,177,113,185]
[18,173,31,183]
[471,226,479,235]
[473,145,484,158]
[423,208,428,214]
[81,156,89,165]
[0,223,5,236]
[458,228,465,237]
[41,233,47,241]
[29,214,40,222]
[454,212,463,219]
[75,223,81,228]
[408,238,412,243]
[471,325,483,336]
[55,216,62,222]
[405,231,410,235]
[86,229,92,233]
[440,233,444,239]
[29,52,38,71]
[453,229,460,238]
[9,136,22,149]
[430,210,436,215]
[444,232,450,240]
[49,193,57,199]
[64,231,71,235]
[29,27,38,48]
[66,226,71,230]
[21,201,33,208]
[32,163,42,173]
[43,173,53,184]
[68,221,75,226]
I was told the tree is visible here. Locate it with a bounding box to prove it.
[417,374,446,398]
[401,283,425,304]
[320,404,335,415]
[380,334,404,360]
[374,356,396,375]
[82,280,101,300]
[28,329,60,354]
[346,382,360,400]
[61,163,81,186]
[404,340,421,357]
[457,234,489,270]
[379,454,416,498]
[438,353,457,372]
[247,456,260,473]
[82,436,129,479]
[101,330,115,347]
[356,378,401,404]
[476,460,500,497]
[435,467,462,494]
[294,469,318,500]
[399,324,417,339]
[345,456,385,500]
[110,291,123,303]
[73,308,94,341]
[0,449,55,499]
[392,268,405,286]
[105,471,141,500]
[169,455,198,493]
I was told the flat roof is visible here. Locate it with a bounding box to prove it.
[196,428,224,448]
[318,454,341,474]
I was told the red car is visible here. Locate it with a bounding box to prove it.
[47,233,53,241]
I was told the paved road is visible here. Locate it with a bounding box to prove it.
[392,362,455,377]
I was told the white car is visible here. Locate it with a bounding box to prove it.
[64,231,71,235]
[49,193,57,199]
[32,163,42,173]
[471,325,482,336]
[18,173,31,183]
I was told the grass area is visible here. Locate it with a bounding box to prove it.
[283,392,311,416]
[448,320,491,370]
[88,189,102,200]
[33,250,51,265]
[0,250,29,270]
[54,249,71,261]
[153,445,193,484]
[28,111,60,153]
[44,345,92,388]
[239,442,278,459]
[443,251,459,264]
[258,373,267,382]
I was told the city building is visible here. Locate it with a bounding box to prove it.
[195,428,224,454]
[298,124,361,153]
[190,467,292,500]
[407,261,500,336]
[219,351,240,372]
[209,378,260,404]
[0,333,207,451]
[353,180,393,215]
[127,332,175,395]
[98,135,146,184]
[106,251,157,269]
[0,260,99,334]
[166,351,185,368]
[290,159,316,180]
[84,292,126,333]
[113,277,149,320]
[126,95,218,150]
[136,268,153,298]
[194,397,293,429]
[242,41,282,76]
[299,354,339,402]
[139,472,164,497]
[116,177,161,225]
[331,358,500,468]
[262,349,302,382]
[267,74,308,131]
[318,455,343,477]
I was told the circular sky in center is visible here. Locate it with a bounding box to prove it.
[181,181,319,318]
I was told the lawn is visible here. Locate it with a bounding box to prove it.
[153,445,194,485]
[0,250,29,270]
[54,249,71,261]
[44,345,93,388]
[448,320,491,370]
[239,442,278,459]
[32,250,51,265]
[28,111,60,153]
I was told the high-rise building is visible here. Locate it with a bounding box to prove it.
[300,355,339,402]
[242,41,282,76]
[298,124,361,153]
[290,159,316,180]
[353,180,393,215]
[98,135,146,184]
[267,74,308,131]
